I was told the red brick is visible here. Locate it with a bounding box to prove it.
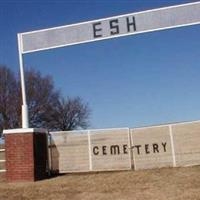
[5,131,48,182]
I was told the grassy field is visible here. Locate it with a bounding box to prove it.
[0,166,200,200]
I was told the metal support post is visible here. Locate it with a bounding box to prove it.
[17,34,29,128]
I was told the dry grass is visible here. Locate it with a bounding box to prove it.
[0,166,200,200]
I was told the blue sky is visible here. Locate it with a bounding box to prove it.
[1,0,200,129]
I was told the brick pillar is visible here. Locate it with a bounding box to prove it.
[3,128,49,182]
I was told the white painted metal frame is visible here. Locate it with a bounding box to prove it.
[130,130,137,170]
[87,130,93,171]
[17,1,200,128]
[17,34,29,128]
[19,1,200,54]
[0,149,5,173]
[169,125,176,167]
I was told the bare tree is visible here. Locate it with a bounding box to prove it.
[25,69,60,129]
[0,66,20,135]
[0,66,91,134]
[50,97,90,131]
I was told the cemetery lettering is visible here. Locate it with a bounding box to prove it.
[132,142,167,155]
[92,142,167,156]
[93,144,128,155]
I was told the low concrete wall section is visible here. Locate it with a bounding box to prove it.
[49,120,200,173]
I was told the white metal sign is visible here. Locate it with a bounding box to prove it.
[17,2,200,128]
[19,2,200,54]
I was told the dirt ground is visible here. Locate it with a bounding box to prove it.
[0,166,200,200]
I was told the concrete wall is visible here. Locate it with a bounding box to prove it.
[50,128,131,173]
[90,128,131,171]
[50,131,90,173]
[130,125,173,170]
[49,120,200,173]
[172,121,200,167]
